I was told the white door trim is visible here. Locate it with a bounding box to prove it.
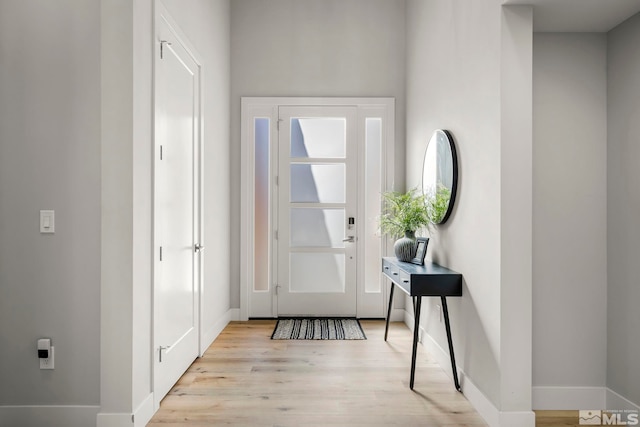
[240,97,395,320]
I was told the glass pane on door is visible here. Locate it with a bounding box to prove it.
[254,118,270,292]
[290,253,345,293]
[290,164,345,203]
[286,115,350,294]
[290,208,345,248]
[291,118,346,158]
[364,118,382,293]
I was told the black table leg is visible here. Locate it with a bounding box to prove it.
[441,296,461,391]
[384,283,395,341]
[410,296,422,390]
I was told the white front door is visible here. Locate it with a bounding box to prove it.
[153,7,201,407]
[242,98,394,320]
[276,106,358,316]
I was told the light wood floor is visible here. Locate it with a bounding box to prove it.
[148,320,487,426]
[534,410,594,427]
[147,320,569,426]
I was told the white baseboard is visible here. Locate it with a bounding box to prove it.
[200,308,238,355]
[0,405,100,427]
[461,371,501,427]
[404,310,534,427]
[499,411,536,427]
[133,393,154,427]
[533,386,639,413]
[606,387,640,412]
[98,395,156,427]
[403,308,416,331]
[419,324,501,426]
[96,413,133,427]
[96,412,133,427]
[389,307,404,322]
[532,386,606,409]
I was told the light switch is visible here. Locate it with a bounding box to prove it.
[40,210,55,233]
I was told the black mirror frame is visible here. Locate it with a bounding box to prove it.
[423,129,459,225]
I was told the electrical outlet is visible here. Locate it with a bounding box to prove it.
[419,327,425,343]
[436,304,443,323]
[40,346,54,370]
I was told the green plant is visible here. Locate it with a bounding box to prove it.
[379,188,429,239]
[424,184,451,224]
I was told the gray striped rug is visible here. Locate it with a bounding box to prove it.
[271,318,366,340]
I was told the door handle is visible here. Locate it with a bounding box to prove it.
[342,236,355,243]
[194,243,204,253]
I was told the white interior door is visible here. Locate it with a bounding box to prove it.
[277,106,358,316]
[153,8,201,407]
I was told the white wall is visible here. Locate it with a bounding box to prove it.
[406,0,504,408]
[0,0,101,413]
[406,2,534,424]
[531,33,608,408]
[132,0,153,413]
[607,12,640,407]
[500,5,534,416]
[229,0,406,308]
[0,0,230,425]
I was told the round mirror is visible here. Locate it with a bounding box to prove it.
[422,129,458,224]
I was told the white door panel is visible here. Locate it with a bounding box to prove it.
[277,107,357,316]
[153,8,200,407]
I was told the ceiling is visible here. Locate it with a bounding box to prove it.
[503,0,640,32]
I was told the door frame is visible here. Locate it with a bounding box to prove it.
[239,97,395,320]
[152,1,204,409]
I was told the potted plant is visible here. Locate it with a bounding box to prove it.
[379,188,430,262]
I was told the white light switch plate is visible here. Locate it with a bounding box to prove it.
[40,210,55,233]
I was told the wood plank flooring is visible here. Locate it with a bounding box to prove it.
[147,320,570,426]
[534,410,600,427]
[147,320,487,426]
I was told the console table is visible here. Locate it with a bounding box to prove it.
[382,257,462,391]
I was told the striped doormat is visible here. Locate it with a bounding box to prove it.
[271,318,366,340]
